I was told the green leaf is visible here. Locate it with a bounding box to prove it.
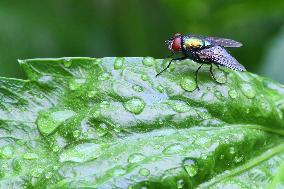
[1,57,284,188]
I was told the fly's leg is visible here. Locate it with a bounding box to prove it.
[210,64,223,84]
[195,64,203,90]
[156,57,187,77]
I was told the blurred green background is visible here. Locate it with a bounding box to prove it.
[1,0,284,83]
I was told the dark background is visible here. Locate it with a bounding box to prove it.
[1,0,284,83]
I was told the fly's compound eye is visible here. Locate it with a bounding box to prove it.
[171,37,182,52]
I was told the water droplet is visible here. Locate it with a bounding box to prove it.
[141,74,149,81]
[124,98,145,114]
[100,101,110,108]
[228,89,238,99]
[213,69,227,84]
[166,101,190,113]
[219,154,225,160]
[98,73,110,81]
[93,110,100,119]
[52,145,60,152]
[72,130,81,138]
[96,123,108,137]
[132,85,144,92]
[114,58,124,70]
[241,83,256,99]
[69,78,86,90]
[12,159,22,172]
[0,145,14,159]
[139,168,150,176]
[177,179,185,189]
[214,91,225,100]
[36,109,76,135]
[229,147,236,154]
[23,153,39,160]
[38,75,53,85]
[157,85,165,93]
[63,58,72,67]
[142,57,155,66]
[31,168,44,178]
[197,110,211,119]
[45,172,53,179]
[180,77,196,92]
[88,90,97,98]
[163,143,184,154]
[112,168,126,176]
[128,153,145,163]
[59,143,105,163]
[234,155,244,163]
[184,159,198,177]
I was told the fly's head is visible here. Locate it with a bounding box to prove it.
[166,33,182,53]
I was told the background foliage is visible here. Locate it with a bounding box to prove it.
[0,0,284,82]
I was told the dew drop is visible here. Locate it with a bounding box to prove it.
[124,98,145,114]
[157,85,165,93]
[59,143,105,163]
[45,172,53,179]
[163,143,184,154]
[142,57,155,66]
[36,109,75,135]
[38,75,53,85]
[132,85,144,92]
[228,89,238,99]
[177,179,185,189]
[23,152,39,160]
[213,69,227,84]
[100,101,110,108]
[139,168,150,176]
[12,159,22,172]
[241,83,256,99]
[63,58,72,67]
[112,168,126,176]
[88,90,97,98]
[180,77,196,92]
[0,145,14,159]
[98,73,110,81]
[128,153,145,163]
[229,147,236,154]
[141,74,149,81]
[114,58,124,70]
[234,155,244,163]
[31,168,44,178]
[96,123,108,137]
[72,130,81,139]
[69,78,86,90]
[166,101,190,113]
[184,159,198,177]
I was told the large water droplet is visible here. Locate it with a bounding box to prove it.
[114,58,124,70]
[59,143,105,163]
[139,168,150,176]
[124,98,145,114]
[241,83,256,99]
[166,101,190,113]
[69,78,86,90]
[163,143,184,154]
[234,155,244,163]
[132,85,144,92]
[177,179,185,189]
[36,109,75,135]
[228,89,238,99]
[98,73,110,81]
[184,159,198,177]
[181,77,196,92]
[213,69,227,84]
[128,153,145,163]
[142,57,155,66]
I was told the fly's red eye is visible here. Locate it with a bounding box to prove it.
[172,37,181,52]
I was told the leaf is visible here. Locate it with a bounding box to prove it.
[1,57,284,188]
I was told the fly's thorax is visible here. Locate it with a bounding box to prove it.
[182,37,211,50]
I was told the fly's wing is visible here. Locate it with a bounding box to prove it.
[196,46,246,71]
[205,36,243,48]
[189,34,243,48]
